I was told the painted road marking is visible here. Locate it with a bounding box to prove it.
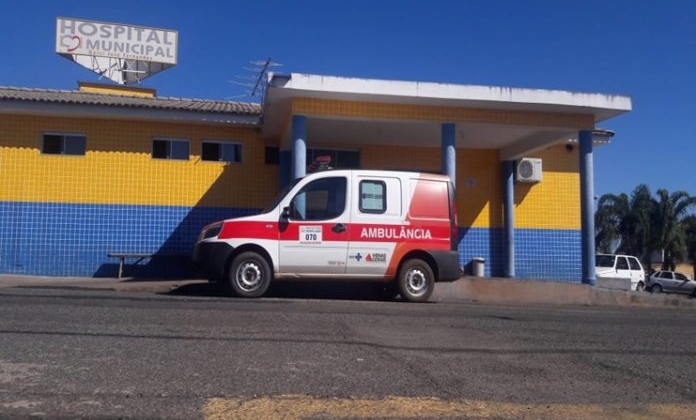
[204,395,696,420]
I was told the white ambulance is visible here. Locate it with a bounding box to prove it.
[193,170,461,302]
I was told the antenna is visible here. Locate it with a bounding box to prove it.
[229,58,282,101]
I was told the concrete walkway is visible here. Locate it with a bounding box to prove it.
[0,274,694,309]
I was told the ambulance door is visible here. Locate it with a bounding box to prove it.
[346,176,402,276]
[278,175,350,275]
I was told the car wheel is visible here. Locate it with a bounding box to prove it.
[227,252,272,298]
[652,284,663,294]
[636,281,645,292]
[397,259,434,303]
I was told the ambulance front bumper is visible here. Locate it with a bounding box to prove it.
[192,241,235,282]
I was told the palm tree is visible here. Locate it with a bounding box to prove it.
[684,215,696,279]
[595,186,696,272]
[594,192,627,254]
[594,184,654,264]
[651,189,696,270]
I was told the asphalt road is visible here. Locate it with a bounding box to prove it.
[0,286,695,419]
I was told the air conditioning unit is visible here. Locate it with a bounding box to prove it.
[515,158,542,183]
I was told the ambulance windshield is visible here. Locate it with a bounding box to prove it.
[262,178,302,214]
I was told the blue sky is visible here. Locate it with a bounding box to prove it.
[2,0,694,199]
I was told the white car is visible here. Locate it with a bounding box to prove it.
[595,254,646,291]
[646,271,696,296]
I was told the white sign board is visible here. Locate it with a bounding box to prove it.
[299,226,323,245]
[55,17,178,85]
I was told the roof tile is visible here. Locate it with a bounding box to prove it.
[0,86,262,116]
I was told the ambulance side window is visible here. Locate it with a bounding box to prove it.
[290,177,346,221]
[360,180,386,214]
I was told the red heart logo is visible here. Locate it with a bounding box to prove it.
[67,36,80,52]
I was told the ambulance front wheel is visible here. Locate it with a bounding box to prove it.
[397,259,434,303]
[228,252,272,298]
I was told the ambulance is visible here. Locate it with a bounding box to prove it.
[193,169,461,302]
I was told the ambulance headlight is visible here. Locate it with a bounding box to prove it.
[200,222,223,240]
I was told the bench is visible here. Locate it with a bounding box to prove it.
[107,253,156,279]
[107,252,192,278]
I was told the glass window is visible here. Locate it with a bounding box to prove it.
[41,133,86,156]
[152,139,168,158]
[616,257,629,270]
[659,271,672,279]
[152,138,189,160]
[675,272,688,281]
[628,257,641,271]
[335,150,360,168]
[595,255,616,268]
[202,141,242,163]
[360,180,386,214]
[265,146,279,165]
[290,177,346,221]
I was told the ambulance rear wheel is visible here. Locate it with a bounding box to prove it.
[228,252,272,298]
[397,259,434,303]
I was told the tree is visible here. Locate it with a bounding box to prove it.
[594,184,654,265]
[682,215,696,278]
[651,190,696,270]
[595,186,696,272]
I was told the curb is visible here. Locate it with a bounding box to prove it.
[1,274,695,309]
[433,277,696,309]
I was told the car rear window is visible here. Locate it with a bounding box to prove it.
[595,255,615,268]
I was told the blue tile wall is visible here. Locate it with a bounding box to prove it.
[457,227,505,277]
[0,201,260,278]
[0,201,582,282]
[514,228,582,282]
[457,227,582,282]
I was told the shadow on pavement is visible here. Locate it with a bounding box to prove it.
[165,280,401,302]
[164,282,224,297]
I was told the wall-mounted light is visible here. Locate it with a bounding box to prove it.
[565,128,616,150]
[592,129,615,146]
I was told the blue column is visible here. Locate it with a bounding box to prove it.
[579,130,596,285]
[503,160,515,278]
[292,115,307,180]
[441,123,456,186]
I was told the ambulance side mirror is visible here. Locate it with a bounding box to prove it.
[281,206,291,220]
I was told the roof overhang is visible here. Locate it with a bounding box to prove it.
[261,73,632,160]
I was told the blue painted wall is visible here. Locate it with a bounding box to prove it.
[0,201,259,278]
[0,202,582,282]
[457,227,581,282]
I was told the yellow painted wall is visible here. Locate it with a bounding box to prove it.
[300,143,579,231]
[347,144,502,229]
[292,98,594,129]
[514,145,580,230]
[457,149,503,229]
[1,108,581,230]
[0,114,276,208]
[292,97,583,231]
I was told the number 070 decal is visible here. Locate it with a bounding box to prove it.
[299,226,323,244]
